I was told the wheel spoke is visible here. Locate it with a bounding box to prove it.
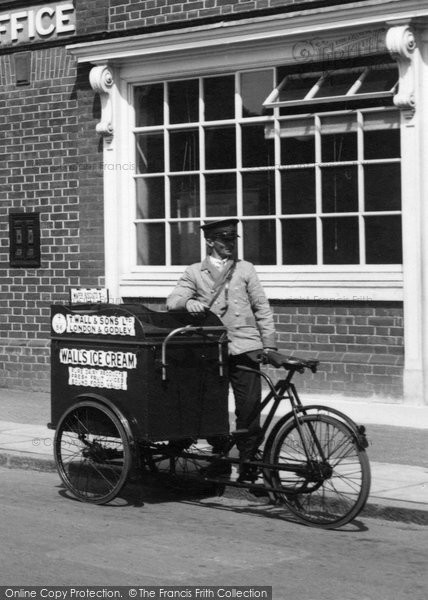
[263,414,371,528]
[54,400,132,504]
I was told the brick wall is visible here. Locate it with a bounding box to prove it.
[137,299,404,399]
[108,0,370,29]
[269,302,404,399]
[0,48,104,392]
[76,0,109,35]
[75,64,106,287]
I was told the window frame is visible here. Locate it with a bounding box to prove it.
[264,63,398,108]
[78,21,406,302]
[126,68,403,301]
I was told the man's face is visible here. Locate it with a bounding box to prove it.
[207,235,237,260]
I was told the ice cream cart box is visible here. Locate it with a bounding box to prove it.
[50,304,230,441]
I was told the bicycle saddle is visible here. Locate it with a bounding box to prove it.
[265,350,319,373]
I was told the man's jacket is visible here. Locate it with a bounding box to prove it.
[166,258,277,355]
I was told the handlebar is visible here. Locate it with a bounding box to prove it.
[261,350,319,374]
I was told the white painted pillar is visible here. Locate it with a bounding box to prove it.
[89,64,121,301]
[415,23,428,406]
[388,22,427,405]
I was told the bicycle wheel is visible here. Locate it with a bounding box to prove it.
[263,414,371,528]
[54,400,132,504]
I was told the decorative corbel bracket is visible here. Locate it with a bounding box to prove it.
[386,24,417,110]
[89,65,114,136]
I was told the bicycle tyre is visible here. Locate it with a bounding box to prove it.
[54,400,132,504]
[263,414,371,528]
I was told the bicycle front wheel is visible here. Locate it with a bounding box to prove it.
[54,400,132,504]
[263,414,371,528]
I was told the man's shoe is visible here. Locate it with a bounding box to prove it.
[237,465,259,483]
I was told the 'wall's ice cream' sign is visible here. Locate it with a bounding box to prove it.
[59,348,137,370]
[0,2,75,45]
[59,348,138,391]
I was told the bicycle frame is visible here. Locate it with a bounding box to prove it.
[231,365,330,470]
[237,364,368,453]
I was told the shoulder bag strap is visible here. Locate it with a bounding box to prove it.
[207,260,237,310]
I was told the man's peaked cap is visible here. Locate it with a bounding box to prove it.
[200,218,239,239]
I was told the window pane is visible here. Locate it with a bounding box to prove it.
[204,76,235,121]
[135,84,163,127]
[136,178,164,219]
[206,173,237,217]
[136,223,165,265]
[323,217,359,264]
[242,124,274,167]
[281,168,315,214]
[136,133,164,173]
[205,126,236,169]
[242,171,275,216]
[365,215,402,264]
[168,79,199,124]
[242,220,276,265]
[276,73,321,103]
[170,129,199,172]
[241,70,273,117]
[364,129,400,159]
[170,176,199,218]
[358,65,398,94]
[322,166,358,212]
[363,111,399,131]
[316,70,358,98]
[281,134,315,165]
[364,163,401,211]
[322,132,357,162]
[282,219,317,265]
[171,222,200,265]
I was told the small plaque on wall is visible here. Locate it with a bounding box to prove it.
[9,212,41,268]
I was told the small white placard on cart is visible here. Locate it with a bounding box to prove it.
[69,288,109,304]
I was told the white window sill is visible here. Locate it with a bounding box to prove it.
[119,265,403,302]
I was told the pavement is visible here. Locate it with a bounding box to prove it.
[0,387,427,525]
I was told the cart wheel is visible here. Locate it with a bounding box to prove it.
[263,414,371,528]
[54,400,132,504]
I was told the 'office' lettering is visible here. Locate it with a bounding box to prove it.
[0,3,75,45]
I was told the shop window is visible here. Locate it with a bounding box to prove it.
[204,75,235,121]
[282,219,317,265]
[281,169,315,214]
[242,220,276,265]
[170,175,200,219]
[322,217,360,265]
[169,79,199,124]
[242,171,275,216]
[136,223,165,265]
[133,63,401,267]
[206,173,237,217]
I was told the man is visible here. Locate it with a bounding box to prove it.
[166,218,277,481]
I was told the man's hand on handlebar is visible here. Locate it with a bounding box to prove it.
[186,299,209,316]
